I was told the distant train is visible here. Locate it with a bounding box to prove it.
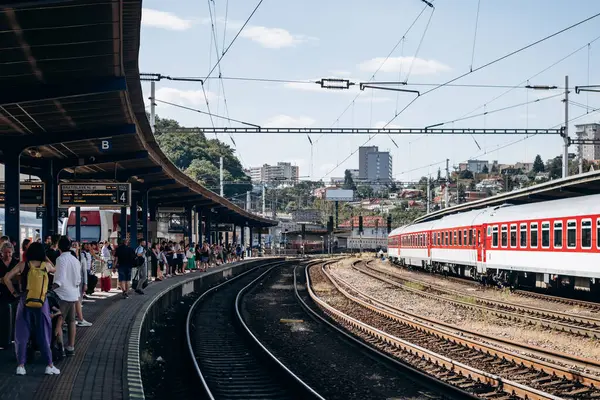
[0,208,43,242]
[388,194,600,293]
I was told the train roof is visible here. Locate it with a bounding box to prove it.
[484,193,600,224]
[429,207,496,229]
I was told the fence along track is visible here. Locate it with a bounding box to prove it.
[358,261,600,338]
[307,262,564,400]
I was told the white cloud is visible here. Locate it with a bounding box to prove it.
[142,8,193,31]
[203,17,315,49]
[156,87,217,107]
[263,115,316,128]
[240,26,315,49]
[358,56,450,75]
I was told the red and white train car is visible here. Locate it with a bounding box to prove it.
[388,195,600,292]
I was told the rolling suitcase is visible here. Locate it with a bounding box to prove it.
[0,302,15,349]
[100,276,111,292]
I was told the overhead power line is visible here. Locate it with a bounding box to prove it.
[155,99,260,128]
[320,11,600,179]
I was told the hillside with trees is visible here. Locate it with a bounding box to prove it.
[153,115,251,197]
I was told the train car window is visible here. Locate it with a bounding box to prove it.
[567,220,577,249]
[541,222,550,248]
[477,229,481,245]
[468,229,473,246]
[453,230,457,246]
[492,226,498,247]
[463,229,467,246]
[597,219,600,249]
[445,231,448,246]
[458,229,462,246]
[510,224,517,248]
[530,223,538,248]
[520,224,527,247]
[553,221,563,248]
[582,219,592,249]
[501,225,508,247]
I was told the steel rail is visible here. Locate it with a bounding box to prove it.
[326,262,600,387]
[358,262,600,338]
[306,262,563,400]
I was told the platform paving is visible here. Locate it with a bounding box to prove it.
[0,263,243,400]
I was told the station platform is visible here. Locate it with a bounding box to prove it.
[0,260,264,400]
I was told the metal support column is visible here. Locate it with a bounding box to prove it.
[563,75,570,179]
[4,150,21,244]
[205,212,212,244]
[232,225,237,244]
[130,195,138,248]
[186,206,193,245]
[197,207,203,244]
[42,160,58,239]
[141,190,149,244]
[257,227,262,256]
[248,226,253,256]
[335,201,339,228]
[120,207,127,242]
[225,231,229,245]
[240,225,245,250]
[148,201,157,244]
[75,207,81,242]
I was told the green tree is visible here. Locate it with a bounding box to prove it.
[356,185,374,199]
[481,164,489,174]
[533,154,545,173]
[468,180,476,191]
[547,157,562,179]
[457,183,466,204]
[342,169,357,190]
[436,168,442,181]
[459,170,474,179]
[491,164,498,173]
[154,115,251,197]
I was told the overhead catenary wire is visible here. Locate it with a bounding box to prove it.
[154,98,260,128]
[204,0,264,81]
[404,6,435,83]
[470,0,481,72]
[320,12,600,179]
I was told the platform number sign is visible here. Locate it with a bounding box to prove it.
[99,139,112,152]
[58,208,69,218]
[36,207,46,219]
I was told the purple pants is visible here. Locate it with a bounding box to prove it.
[14,298,52,365]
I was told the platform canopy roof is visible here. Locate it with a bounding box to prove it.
[0,0,276,227]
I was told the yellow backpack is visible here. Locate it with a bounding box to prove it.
[25,262,49,308]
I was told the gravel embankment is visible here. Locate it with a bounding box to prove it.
[329,263,600,362]
[244,264,443,400]
[371,261,600,318]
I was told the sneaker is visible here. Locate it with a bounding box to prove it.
[45,365,60,375]
[65,347,75,357]
[83,294,91,299]
[135,289,145,295]
[122,292,128,299]
[16,366,26,376]
[77,320,93,327]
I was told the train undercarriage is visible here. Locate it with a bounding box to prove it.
[390,256,600,300]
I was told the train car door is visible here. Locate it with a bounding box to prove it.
[427,232,431,258]
[477,225,486,273]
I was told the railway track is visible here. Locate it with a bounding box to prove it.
[186,262,321,400]
[324,263,600,390]
[358,261,600,338]
[309,260,600,399]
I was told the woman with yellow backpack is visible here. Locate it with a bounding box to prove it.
[3,242,60,376]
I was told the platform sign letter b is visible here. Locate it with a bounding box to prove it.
[99,139,111,152]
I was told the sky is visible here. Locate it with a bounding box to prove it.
[139,0,600,182]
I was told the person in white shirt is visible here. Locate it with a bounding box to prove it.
[53,237,82,356]
[134,240,147,295]
[76,244,93,327]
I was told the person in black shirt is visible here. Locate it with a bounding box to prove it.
[0,242,18,304]
[45,235,61,266]
[114,240,135,299]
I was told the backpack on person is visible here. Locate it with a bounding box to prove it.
[25,262,49,309]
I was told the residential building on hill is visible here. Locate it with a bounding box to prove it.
[248,162,299,183]
[358,146,392,182]
[575,123,600,161]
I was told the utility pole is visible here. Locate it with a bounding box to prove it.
[150,81,156,134]
[219,156,224,197]
[579,140,583,175]
[563,75,569,179]
[444,159,450,208]
[426,177,431,214]
[262,184,266,217]
[246,191,251,211]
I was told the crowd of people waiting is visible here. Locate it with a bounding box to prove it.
[0,234,247,377]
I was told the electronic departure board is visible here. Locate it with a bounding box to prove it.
[0,182,45,205]
[59,183,131,207]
